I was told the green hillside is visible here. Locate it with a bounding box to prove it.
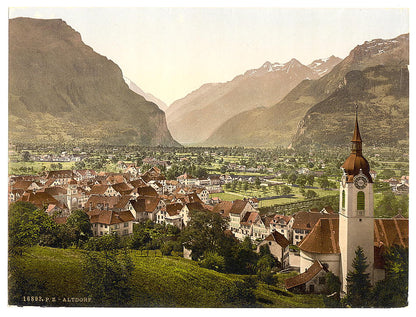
[9,246,324,308]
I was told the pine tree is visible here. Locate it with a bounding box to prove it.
[345,246,372,307]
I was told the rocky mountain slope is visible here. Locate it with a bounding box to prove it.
[9,17,178,146]
[307,55,342,77]
[166,58,337,144]
[124,77,168,112]
[204,34,408,148]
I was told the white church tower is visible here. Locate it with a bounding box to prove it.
[338,109,374,294]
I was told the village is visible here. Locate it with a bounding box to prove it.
[8,130,409,297]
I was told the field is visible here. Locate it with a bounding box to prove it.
[9,246,325,308]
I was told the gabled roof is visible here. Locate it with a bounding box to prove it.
[86,195,120,209]
[184,201,206,212]
[229,200,250,215]
[43,186,67,196]
[264,231,290,249]
[241,211,259,226]
[129,178,147,189]
[212,201,234,217]
[374,218,408,248]
[89,184,109,195]
[300,218,409,256]
[18,192,63,209]
[271,214,292,225]
[111,182,133,194]
[131,197,160,213]
[12,180,35,190]
[106,174,127,185]
[46,170,74,179]
[113,195,133,209]
[299,218,340,254]
[292,211,338,231]
[89,210,135,225]
[285,260,328,290]
[177,172,196,180]
[165,203,183,216]
[136,186,158,197]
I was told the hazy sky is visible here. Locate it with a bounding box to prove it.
[9,6,409,105]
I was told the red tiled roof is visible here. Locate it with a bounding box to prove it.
[264,231,290,249]
[43,186,67,196]
[165,203,183,216]
[285,260,328,290]
[129,179,147,189]
[136,186,158,197]
[241,211,259,225]
[89,184,109,195]
[374,218,408,248]
[300,218,409,259]
[131,197,160,213]
[111,182,133,194]
[86,195,120,209]
[229,200,249,215]
[89,210,134,225]
[18,192,63,209]
[212,201,234,217]
[292,211,338,231]
[299,218,340,254]
[46,170,74,179]
[12,180,34,190]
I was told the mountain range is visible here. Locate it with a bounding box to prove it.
[8,17,409,149]
[124,77,168,112]
[166,56,341,144]
[203,34,409,148]
[9,17,178,146]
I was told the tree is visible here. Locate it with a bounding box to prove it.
[66,209,93,246]
[305,190,318,199]
[254,176,261,189]
[306,174,315,186]
[220,277,257,307]
[317,176,330,189]
[199,251,226,272]
[181,210,230,260]
[344,246,371,307]
[83,249,134,306]
[287,173,297,185]
[296,175,307,188]
[323,272,342,307]
[256,253,276,285]
[8,202,58,254]
[280,185,292,195]
[22,151,31,162]
[371,246,408,307]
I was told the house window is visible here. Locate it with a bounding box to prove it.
[124,222,129,227]
[357,191,365,210]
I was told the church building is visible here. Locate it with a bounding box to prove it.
[285,111,408,295]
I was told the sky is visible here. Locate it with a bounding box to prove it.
[8,5,409,106]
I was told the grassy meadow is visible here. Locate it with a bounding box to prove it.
[9,246,325,308]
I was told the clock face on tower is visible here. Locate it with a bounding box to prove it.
[354,175,368,189]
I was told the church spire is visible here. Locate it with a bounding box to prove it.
[351,104,362,155]
[341,105,372,182]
